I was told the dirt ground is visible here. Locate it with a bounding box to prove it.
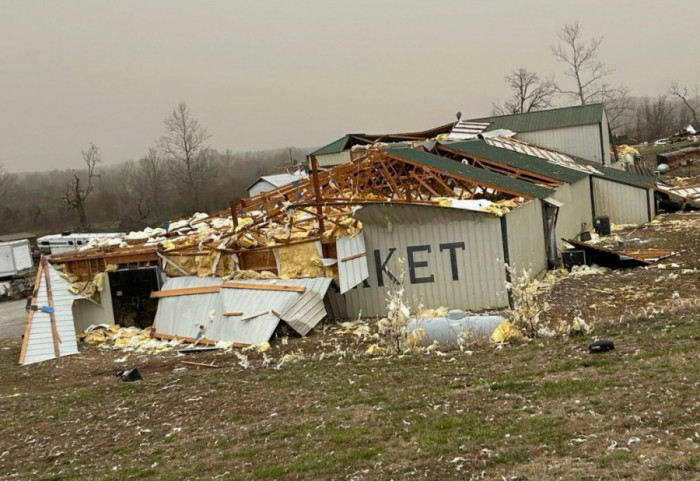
[1,213,699,480]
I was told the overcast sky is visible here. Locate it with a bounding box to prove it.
[1,1,698,172]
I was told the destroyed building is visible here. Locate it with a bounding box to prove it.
[18,105,700,364]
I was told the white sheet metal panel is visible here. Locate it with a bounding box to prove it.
[550,178,594,245]
[519,124,604,165]
[342,204,507,318]
[316,151,351,168]
[505,199,547,275]
[592,178,650,225]
[153,277,223,339]
[648,189,656,220]
[337,233,369,294]
[153,277,333,345]
[22,263,81,365]
[281,290,326,336]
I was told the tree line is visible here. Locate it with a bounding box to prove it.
[492,20,699,144]
[0,103,310,235]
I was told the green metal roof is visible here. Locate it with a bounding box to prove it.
[574,157,656,189]
[385,146,554,200]
[474,104,605,133]
[445,140,589,184]
[310,135,350,156]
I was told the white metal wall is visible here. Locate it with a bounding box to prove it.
[505,200,547,275]
[248,180,276,197]
[22,263,80,365]
[550,178,594,244]
[71,273,116,332]
[601,110,612,166]
[592,178,650,225]
[0,240,32,277]
[519,124,605,165]
[342,204,508,318]
[316,151,351,168]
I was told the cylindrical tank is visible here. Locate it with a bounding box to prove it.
[407,309,504,348]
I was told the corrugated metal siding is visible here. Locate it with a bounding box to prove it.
[22,264,80,365]
[550,178,594,244]
[153,277,223,339]
[592,178,650,225]
[317,151,351,168]
[342,204,507,318]
[648,189,656,221]
[153,277,332,344]
[281,291,326,336]
[336,233,369,294]
[519,124,603,164]
[506,200,547,275]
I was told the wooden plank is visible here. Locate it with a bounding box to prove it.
[221,282,305,293]
[182,361,220,369]
[41,257,62,357]
[223,311,243,317]
[152,331,250,348]
[150,285,221,298]
[18,261,44,365]
[341,252,367,263]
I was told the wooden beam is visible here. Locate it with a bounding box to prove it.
[18,260,44,365]
[341,252,367,262]
[221,282,305,293]
[223,311,244,317]
[150,285,221,298]
[42,257,61,357]
[310,154,325,234]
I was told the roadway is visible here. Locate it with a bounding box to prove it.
[0,299,27,339]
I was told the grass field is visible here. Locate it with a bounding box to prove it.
[1,305,698,480]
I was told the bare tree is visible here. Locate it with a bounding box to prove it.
[551,20,633,134]
[636,96,676,142]
[0,164,16,204]
[668,81,699,126]
[551,20,611,105]
[63,143,101,229]
[159,102,211,211]
[492,68,557,115]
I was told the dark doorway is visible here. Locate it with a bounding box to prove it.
[108,267,162,328]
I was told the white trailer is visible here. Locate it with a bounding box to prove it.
[37,232,124,255]
[0,239,33,278]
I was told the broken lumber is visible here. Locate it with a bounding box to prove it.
[221,282,305,293]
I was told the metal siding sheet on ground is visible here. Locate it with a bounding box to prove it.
[592,178,649,225]
[22,264,81,365]
[343,204,507,318]
[336,233,369,294]
[281,290,326,336]
[153,277,333,345]
[153,277,223,339]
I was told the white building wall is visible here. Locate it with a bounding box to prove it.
[505,200,547,275]
[316,151,352,168]
[519,124,606,165]
[342,204,508,318]
[592,178,650,225]
[648,189,656,220]
[248,180,277,197]
[550,178,594,244]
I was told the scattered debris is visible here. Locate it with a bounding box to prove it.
[588,339,615,354]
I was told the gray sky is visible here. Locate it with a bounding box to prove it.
[1,1,698,172]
